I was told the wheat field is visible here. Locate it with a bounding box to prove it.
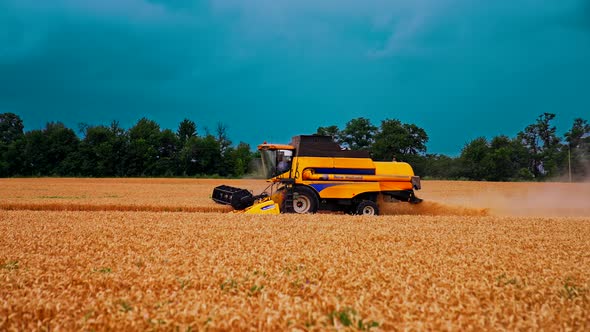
[1,178,589,331]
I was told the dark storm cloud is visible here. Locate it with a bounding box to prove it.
[1,0,589,154]
[0,0,227,127]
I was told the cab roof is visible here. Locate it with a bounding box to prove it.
[257,143,295,151]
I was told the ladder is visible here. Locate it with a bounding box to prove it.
[280,178,295,213]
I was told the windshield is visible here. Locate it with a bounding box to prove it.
[260,149,293,178]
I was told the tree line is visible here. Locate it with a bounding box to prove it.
[0,114,252,178]
[317,114,589,181]
[0,112,588,181]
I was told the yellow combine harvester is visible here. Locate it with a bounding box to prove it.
[212,135,422,215]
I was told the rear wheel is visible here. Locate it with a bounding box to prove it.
[292,186,319,214]
[356,200,379,216]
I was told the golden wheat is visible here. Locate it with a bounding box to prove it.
[1,179,589,330]
[2,178,589,217]
[1,211,589,331]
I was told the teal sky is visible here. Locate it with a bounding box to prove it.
[1,0,589,155]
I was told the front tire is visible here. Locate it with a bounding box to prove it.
[356,200,379,216]
[292,186,319,214]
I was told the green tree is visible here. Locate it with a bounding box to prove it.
[371,119,428,160]
[0,113,25,176]
[220,146,236,177]
[509,138,535,180]
[177,119,197,148]
[215,123,234,176]
[564,118,590,180]
[216,122,232,154]
[485,136,517,181]
[155,129,180,176]
[179,135,221,176]
[0,113,24,145]
[75,122,130,177]
[315,125,341,144]
[565,118,590,148]
[517,113,561,179]
[22,129,47,176]
[179,136,200,176]
[459,137,491,180]
[127,118,161,176]
[45,122,80,175]
[0,138,24,176]
[418,154,461,179]
[20,122,79,176]
[78,125,116,176]
[108,121,129,177]
[340,117,377,151]
[231,142,253,177]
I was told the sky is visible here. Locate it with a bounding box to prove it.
[1,0,589,156]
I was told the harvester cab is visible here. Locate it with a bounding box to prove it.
[212,135,423,215]
[258,144,295,179]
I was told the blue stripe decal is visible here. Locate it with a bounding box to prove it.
[310,183,339,192]
[313,168,375,175]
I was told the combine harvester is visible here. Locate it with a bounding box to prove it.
[212,135,422,215]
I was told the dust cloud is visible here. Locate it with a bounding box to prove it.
[388,181,590,218]
[473,183,590,217]
[379,199,490,217]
